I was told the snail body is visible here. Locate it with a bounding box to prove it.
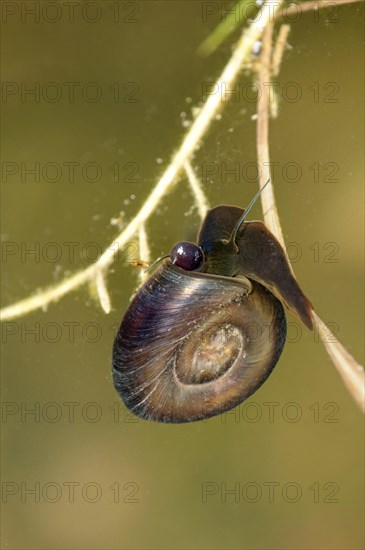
[112,193,313,423]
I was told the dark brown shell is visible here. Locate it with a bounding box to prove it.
[112,263,286,423]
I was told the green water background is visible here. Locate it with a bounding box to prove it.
[1,1,364,548]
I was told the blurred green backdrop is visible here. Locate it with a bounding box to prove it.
[1,1,364,549]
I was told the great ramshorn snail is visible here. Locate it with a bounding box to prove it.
[112,184,313,423]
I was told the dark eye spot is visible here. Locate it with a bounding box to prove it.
[170,241,205,271]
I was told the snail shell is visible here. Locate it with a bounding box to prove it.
[112,204,313,423]
[113,263,286,422]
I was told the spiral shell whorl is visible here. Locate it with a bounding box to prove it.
[112,262,286,423]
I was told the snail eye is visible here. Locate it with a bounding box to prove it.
[170,241,205,271]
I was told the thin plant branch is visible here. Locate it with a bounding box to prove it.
[281,0,363,18]
[271,24,290,77]
[256,22,287,250]
[138,224,151,284]
[312,312,365,413]
[0,0,284,322]
[95,270,111,314]
[255,16,365,413]
[270,24,291,118]
[184,161,210,221]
